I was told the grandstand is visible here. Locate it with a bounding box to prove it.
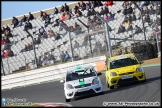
[1,1,161,75]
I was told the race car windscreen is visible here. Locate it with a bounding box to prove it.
[110,57,139,69]
[66,68,96,81]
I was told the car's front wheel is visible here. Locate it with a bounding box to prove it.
[110,85,114,89]
[65,97,71,102]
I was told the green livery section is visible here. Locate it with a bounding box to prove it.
[79,81,85,85]
[76,65,82,70]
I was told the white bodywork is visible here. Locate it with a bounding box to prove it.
[62,64,103,100]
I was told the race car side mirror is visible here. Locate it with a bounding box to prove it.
[60,80,65,83]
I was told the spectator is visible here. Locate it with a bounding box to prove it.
[61,13,66,21]
[143,6,150,15]
[140,1,150,8]
[109,12,115,21]
[47,30,54,38]
[73,40,79,49]
[69,11,76,19]
[105,1,113,6]
[96,18,102,27]
[21,15,28,22]
[126,5,133,15]
[81,1,86,11]
[3,50,10,58]
[44,15,51,27]
[126,23,133,31]
[42,12,48,20]
[157,17,161,25]
[59,20,69,31]
[4,30,13,38]
[42,31,48,39]
[90,1,95,9]
[1,37,5,45]
[96,1,103,7]
[153,27,161,37]
[1,27,6,34]
[123,7,127,15]
[74,23,82,34]
[155,5,161,15]
[24,21,32,30]
[91,8,96,15]
[8,49,14,57]
[151,20,158,29]
[37,56,43,67]
[65,12,71,20]
[99,7,105,15]
[17,20,23,27]
[40,11,44,18]
[12,17,19,28]
[42,54,48,66]
[28,12,34,21]
[36,37,41,44]
[86,3,90,10]
[39,26,45,36]
[117,24,126,34]
[103,6,109,14]
[54,32,61,40]
[75,10,82,17]
[20,44,28,53]
[74,5,79,11]
[87,9,92,17]
[60,5,65,13]
[144,14,151,24]
[4,43,10,50]
[78,2,82,9]
[52,19,60,27]
[54,7,58,14]
[61,51,65,62]
[122,15,129,24]
[29,42,33,50]
[64,51,70,62]
[128,14,133,22]
[64,3,69,12]
[134,25,143,34]
[132,13,136,21]
[149,6,156,15]
[5,25,11,33]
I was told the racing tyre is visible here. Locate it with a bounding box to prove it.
[65,97,71,102]
[110,85,114,89]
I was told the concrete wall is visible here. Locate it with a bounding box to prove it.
[1,1,79,26]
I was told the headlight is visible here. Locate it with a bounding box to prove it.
[66,84,74,90]
[136,66,143,72]
[110,72,117,76]
[92,79,99,85]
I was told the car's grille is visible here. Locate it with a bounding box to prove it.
[118,77,138,85]
[118,72,134,76]
[75,83,91,88]
[75,89,95,96]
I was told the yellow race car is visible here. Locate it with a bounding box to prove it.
[105,53,146,89]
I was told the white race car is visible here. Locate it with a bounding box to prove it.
[60,64,103,102]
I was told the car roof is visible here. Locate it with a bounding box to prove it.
[67,64,93,72]
[108,53,135,61]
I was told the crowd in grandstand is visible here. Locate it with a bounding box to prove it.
[1,1,161,71]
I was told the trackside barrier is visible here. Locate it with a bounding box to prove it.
[2,56,106,90]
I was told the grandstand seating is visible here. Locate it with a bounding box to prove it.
[1,1,161,75]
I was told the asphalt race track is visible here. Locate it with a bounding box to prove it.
[2,66,161,107]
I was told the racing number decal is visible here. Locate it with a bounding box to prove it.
[79,79,85,85]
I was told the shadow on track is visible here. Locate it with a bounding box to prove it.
[72,76,160,102]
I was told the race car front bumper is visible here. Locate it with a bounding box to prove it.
[65,82,103,99]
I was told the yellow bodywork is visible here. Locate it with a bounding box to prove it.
[105,53,146,87]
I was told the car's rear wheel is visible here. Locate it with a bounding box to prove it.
[65,97,71,102]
